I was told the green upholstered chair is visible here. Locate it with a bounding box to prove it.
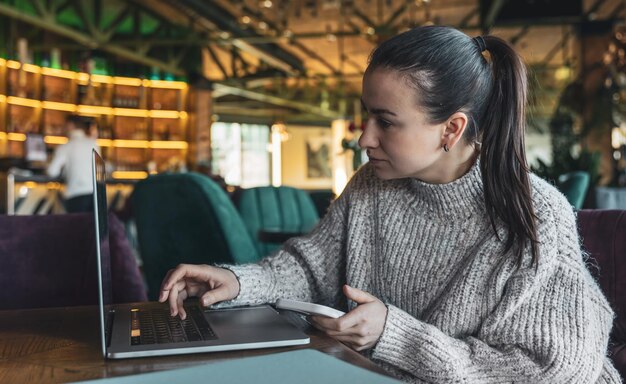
[308,190,336,218]
[557,171,591,209]
[235,186,320,257]
[131,172,260,300]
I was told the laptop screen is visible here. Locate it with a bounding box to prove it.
[92,150,113,357]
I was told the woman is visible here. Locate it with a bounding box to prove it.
[159,26,620,383]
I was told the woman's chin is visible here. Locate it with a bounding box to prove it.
[371,165,396,180]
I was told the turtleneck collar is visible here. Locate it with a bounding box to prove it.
[406,159,484,219]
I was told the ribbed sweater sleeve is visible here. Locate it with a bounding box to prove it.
[218,170,361,309]
[371,187,620,383]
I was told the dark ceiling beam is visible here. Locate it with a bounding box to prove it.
[293,41,340,75]
[462,16,587,30]
[586,0,609,17]
[384,2,409,28]
[458,6,479,29]
[541,29,573,65]
[76,0,98,37]
[233,31,361,44]
[0,1,186,76]
[482,0,507,33]
[229,1,341,75]
[510,25,530,45]
[205,45,229,79]
[346,19,364,34]
[234,49,253,76]
[342,55,365,75]
[609,1,624,17]
[32,0,49,18]
[212,83,343,119]
[53,0,72,15]
[213,105,295,117]
[536,0,615,68]
[178,0,304,75]
[102,5,133,40]
[350,8,377,29]
[95,0,102,30]
[171,44,190,67]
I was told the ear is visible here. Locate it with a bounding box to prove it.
[442,112,469,150]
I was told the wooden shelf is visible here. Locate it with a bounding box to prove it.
[0,59,191,174]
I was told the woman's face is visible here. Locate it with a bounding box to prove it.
[358,67,447,181]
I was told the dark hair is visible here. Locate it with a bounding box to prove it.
[368,26,539,267]
[65,115,91,134]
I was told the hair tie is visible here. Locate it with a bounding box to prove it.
[473,36,486,52]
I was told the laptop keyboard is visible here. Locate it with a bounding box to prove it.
[130,306,217,345]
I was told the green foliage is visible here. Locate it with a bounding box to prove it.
[532,148,601,186]
[530,80,603,186]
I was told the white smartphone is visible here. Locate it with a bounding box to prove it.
[275,299,345,319]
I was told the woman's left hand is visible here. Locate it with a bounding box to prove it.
[309,285,388,351]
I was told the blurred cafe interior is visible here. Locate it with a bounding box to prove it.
[1,0,626,382]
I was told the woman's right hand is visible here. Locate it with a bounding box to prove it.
[158,264,240,320]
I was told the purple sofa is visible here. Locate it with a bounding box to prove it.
[0,212,147,310]
[578,209,626,380]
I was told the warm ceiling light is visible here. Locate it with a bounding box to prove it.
[366,27,376,35]
[241,15,251,24]
[258,21,268,30]
[554,66,572,81]
[220,31,231,39]
[261,0,272,8]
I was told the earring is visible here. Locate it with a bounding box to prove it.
[443,144,449,152]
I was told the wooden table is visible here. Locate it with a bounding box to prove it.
[0,305,388,383]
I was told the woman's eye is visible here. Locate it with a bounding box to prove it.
[377,118,392,129]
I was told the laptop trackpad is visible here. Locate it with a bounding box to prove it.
[207,306,304,342]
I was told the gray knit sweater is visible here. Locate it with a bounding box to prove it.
[222,161,621,383]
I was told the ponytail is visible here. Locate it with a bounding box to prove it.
[368,26,539,267]
[480,36,539,267]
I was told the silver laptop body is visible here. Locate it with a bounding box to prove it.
[91,150,309,359]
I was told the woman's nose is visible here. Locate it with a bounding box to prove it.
[358,119,377,149]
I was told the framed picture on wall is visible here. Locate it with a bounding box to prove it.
[306,136,332,179]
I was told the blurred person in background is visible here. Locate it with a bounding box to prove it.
[47,115,100,213]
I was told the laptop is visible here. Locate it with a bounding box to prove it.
[91,150,310,359]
